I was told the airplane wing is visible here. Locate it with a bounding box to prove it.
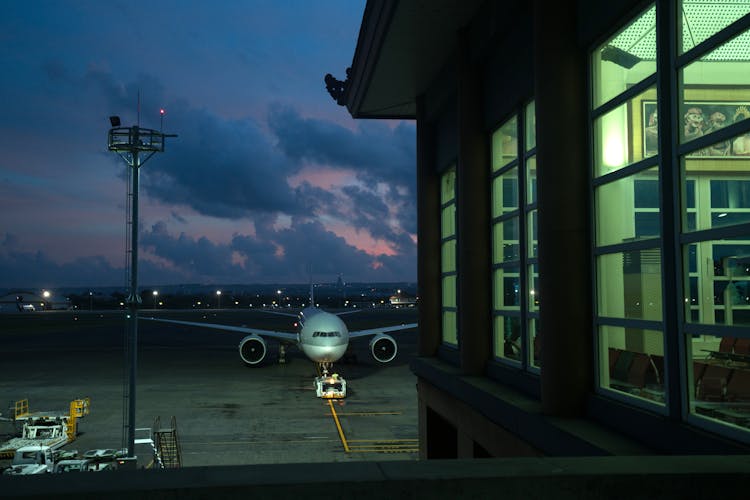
[348,323,418,339]
[142,317,299,342]
[256,309,298,318]
[334,310,361,317]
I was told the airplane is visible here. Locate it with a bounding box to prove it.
[142,284,418,374]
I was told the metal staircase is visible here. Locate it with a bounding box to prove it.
[153,415,182,468]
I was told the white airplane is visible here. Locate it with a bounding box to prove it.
[142,285,417,372]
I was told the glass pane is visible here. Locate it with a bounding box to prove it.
[492,168,519,217]
[596,167,660,246]
[441,167,456,204]
[594,87,658,177]
[528,263,539,312]
[680,1,750,54]
[494,315,521,362]
[599,325,665,404]
[441,240,456,273]
[442,310,457,346]
[529,318,541,368]
[684,239,750,326]
[442,275,456,308]
[688,335,750,431]
[712,179,750,207]
[492,218,519,264]
[680,29,750,146]
[592,4,657,108]
[526,155,537,205]
[682,154,750,233]
[441,203,456,239]
[527,210,538,258]
[525,101,536,151]
[493,266,521,311]
[598,249,663,320]
[491,116,518,171]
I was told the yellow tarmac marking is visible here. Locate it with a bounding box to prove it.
[181,439,334,446]
[326,400,418,454]
[327,399,350,452]
[333,411,402,416]
[348,439,418,453]
[348,439,418,443]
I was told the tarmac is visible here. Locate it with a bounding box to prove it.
[0,308,419,468]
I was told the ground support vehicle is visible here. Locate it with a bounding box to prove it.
[315,373,346,398]
[2,445,54,475]
[0,398,90,459]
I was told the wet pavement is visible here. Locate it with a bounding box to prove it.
[0,308,419,467]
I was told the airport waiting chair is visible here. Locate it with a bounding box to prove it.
[626,353,652,389]
[696,365,732,402]
[649,355,664,386]
[732,338,750,356]
[608,348,622,377]
[611,350,635,385]
[693,362,708,399]
[725,369,750,402]
[693,362,707,383]
[719,336,736,354]
[533,334,542,364]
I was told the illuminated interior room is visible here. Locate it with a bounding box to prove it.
[341,0,750,458]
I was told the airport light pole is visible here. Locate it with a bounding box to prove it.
[153,290,158,309]
[216,290,222,309]
[108,116,176,458]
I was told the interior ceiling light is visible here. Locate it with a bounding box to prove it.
[605,2,750,62]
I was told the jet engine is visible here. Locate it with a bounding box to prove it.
[239,334,267,365]
[369,334,398,363]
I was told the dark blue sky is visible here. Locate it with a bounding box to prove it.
[0,1,417,289]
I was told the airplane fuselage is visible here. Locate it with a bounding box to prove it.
[297,307,350,364]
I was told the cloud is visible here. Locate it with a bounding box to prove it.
[268,105,417,237]
[0,233,123,288]
[0,63,418,287]
[170,211,187,224]
[268,105,417,191]
[137,217,416,284]
[141,103,301,218]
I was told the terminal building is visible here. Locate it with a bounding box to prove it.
[5,1,750,497]
[336,0,750,457]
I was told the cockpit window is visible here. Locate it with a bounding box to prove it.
[312,331,341,337]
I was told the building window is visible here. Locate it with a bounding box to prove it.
[441,166,458,346]
[591,3,665,406]
[592,1,750,437]
[677,0,750,432]
[491,101,539,367]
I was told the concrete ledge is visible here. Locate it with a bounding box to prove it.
[3,456,750,499]
[412,356,650,456]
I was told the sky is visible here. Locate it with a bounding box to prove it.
[0,0,417,289]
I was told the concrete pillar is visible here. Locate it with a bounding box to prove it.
[416,94,442,357]
[533,1,593,416]
[456,29,492,375]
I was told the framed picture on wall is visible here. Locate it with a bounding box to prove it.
[634,87,750,160]
[643,100,750,158]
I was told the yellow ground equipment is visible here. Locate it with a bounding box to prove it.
[0,398,90,458]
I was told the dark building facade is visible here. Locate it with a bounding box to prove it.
[340,0,750,457]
